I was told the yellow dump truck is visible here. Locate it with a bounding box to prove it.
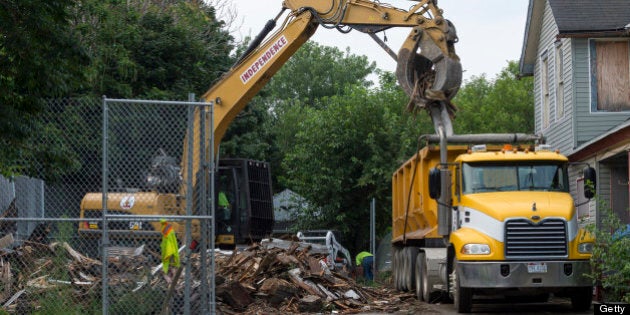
[391,135,596,313]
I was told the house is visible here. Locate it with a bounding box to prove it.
[520,0,630,225]
[272,189,308,235]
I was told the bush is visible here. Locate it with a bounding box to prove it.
[586,203,630,303]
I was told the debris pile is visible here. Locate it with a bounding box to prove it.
[0,237,405,314]
[212,238,397,314]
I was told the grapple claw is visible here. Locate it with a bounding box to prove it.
[396,22,462,116]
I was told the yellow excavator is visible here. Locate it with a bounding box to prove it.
[79,0,462,251]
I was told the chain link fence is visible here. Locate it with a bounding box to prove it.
[0,97,219,314]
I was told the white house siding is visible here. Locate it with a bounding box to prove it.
[547,37,574,155]
[570,38,590,151]
[534,2,575,155]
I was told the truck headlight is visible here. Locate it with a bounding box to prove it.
[578,242,593,254]
[461,244,491,255]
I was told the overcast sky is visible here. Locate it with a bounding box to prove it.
[225,0,529,83]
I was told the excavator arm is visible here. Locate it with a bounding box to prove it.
[183,0,462,191]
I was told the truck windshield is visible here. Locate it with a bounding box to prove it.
[462,162,569,194]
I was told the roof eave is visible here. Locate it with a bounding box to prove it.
[557,29,630,38]
[520,0,545,77]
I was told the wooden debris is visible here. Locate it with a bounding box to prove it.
[259,278,296,306]
[0,258,10,302]
[0,236,402,314]
[0,234,14,249]
[217,281,254,310]
[298,294,323,313]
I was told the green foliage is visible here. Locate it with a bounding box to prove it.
[452,61,534,134]
[78,0,233,99]
[109,288,165,315]
[263,42,376,106]
[280,80,433,252]
[587,202,630,303]
[0,0,89,178]
[55,218,75,243]
[221,41,378,189]
[2,0,234,180]
[219,101,273,160]
[34,287,99,315]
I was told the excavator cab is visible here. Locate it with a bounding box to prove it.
[214,159,274,248]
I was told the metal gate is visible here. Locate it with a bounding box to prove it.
[98,96,217,314]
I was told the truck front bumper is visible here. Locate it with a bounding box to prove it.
[457,260,591,288]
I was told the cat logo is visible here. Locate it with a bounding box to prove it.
[120,195,135,210]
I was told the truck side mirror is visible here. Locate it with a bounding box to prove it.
[583,166,596,199]
[429,167,441,200]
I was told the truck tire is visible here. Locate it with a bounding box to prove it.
[400,248,409,291]
[414,253,425,301]
[394,249,404,291]
[404,247,418,291]
[571,287,592,311]
[452,259,472,313]
[391,247,397,287]
[420,252,431,302]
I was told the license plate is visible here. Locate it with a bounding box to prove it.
[527,262,547,273]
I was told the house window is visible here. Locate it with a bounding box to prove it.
[541,54,550,129]
[590,39,630,112]
[555,42,565,119]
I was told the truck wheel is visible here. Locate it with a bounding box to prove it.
[571,287,592,311]
[394,249,404,291]
[420,252,431,302]
[391,248,396,287]
[414,253,425,301]
[452,259,472,313]
[400,248,409,291]
[404,247,418,291]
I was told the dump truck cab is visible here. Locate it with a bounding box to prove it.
[447,145,594,308]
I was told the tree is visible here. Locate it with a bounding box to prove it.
[219,41,378,189]
[5,0,235,182]
[264,41,376,107]
[273,42,376,186]
[0,0,88,178]
[77,0,234,99]
[452,61,534,134]
[280,73,433,252]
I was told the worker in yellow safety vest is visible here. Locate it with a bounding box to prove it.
[160,219,180,283]
[355,251,374,281]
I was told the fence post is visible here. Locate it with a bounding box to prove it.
[371,198,376,278]
[184,93,195,315]
[209,100,216,315]
[101,95,110,315]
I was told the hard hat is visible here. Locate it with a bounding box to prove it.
[160,218,167,224]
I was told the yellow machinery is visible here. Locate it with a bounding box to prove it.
[79,0,463,250]
[391,137,597,312]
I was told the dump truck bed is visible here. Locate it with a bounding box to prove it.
[391,145,469,245]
